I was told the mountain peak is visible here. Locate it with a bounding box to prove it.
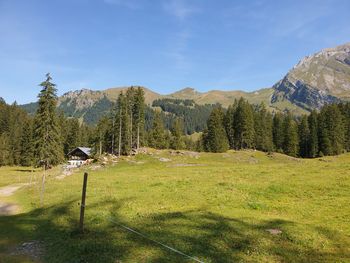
[272,42,350,110]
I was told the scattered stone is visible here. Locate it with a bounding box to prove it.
[11,240,44,260]
[159,158,171,162]
[266,229,282,235]
[90,165,102,171]
[56,169,73,180]
[128,160,145,165]
[248,157,259,164]
[319,158,332,162]
[169,163,205,167]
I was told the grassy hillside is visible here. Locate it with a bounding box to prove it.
[1,150,349,262]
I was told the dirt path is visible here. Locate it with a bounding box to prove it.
[0,183,29,197]
[0,202,19,215]
[0,183,29,216]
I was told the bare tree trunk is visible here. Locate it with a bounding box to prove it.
[111,115,115,155]
[137,124,140,150]
[99,138,102,156]
[130,111,133,154]
[40,165,46,206]
[118,108,122,157]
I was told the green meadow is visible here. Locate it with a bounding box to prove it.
[1,150,349,262]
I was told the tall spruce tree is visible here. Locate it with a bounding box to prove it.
[308,110,319,157]
[33,73,64,168]
[272,112,284,152]
[64,118,80,154]
[233,98,255,149]
[318,104,345,155]
[224,101,237,149]
[339,103,350,151]
[148,111,167,149]
[170,118,185,150]
[115,92,131,155]
[133,87,145,150]
[298,115,310,158]
[254,103,273,152]
[126,87,136,150]
[204,107,229,153]
[20,119,34,166]
[282,114,299,157]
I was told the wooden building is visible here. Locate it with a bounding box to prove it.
[67,147,92,166]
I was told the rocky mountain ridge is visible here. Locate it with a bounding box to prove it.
[21,42,350,123]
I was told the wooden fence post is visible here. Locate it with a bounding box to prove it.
[79,172,88,233]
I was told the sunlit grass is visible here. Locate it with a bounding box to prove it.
[1,150,350,262]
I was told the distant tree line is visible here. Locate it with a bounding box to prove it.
[93,87,146,156]
[201,97,350,157]
[2,75,350,168]
[94,91,199,154]
[152,98,218,134]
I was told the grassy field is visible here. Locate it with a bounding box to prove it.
[0,150,349,262]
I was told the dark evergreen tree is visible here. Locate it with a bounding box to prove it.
[64,118,80,154]
[0,133,9,166]
[134,87,145,150]
[233,98,255,149]
[298,115,310,158]
[254,103,273,152]
[20,119,34,166]
[33,73,64,168]
[308,110,319,157]
[224,102,237,149]
[170,118,185,150]
[318,104,345,155]
[273,112,284,152]
[148,111,167,149]
[204,107,229,152]
[282,114,299,157]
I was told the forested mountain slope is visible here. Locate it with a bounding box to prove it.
[21,42,350,124]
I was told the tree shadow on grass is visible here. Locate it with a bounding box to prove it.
[0,199,349,263]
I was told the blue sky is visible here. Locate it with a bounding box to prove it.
[0,0,349,104]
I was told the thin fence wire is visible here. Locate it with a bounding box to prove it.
[108,217,205,263]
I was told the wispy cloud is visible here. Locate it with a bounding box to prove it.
[222,0,332,39]
[162,0,199,21]
[164,30,192,71]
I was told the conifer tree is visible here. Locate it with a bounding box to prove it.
[134,87,145,150]
[33,73,64,168]
[0,133,10,166]
[308,110,319,157]
[20,119,34,166]
[204,107,229,152]
[254,103,273,152]
[224,102,237,149]
[298,115,310,158]
[318,104,345,155]
[282,114,299,157]
[126,87,136,151]
[170,118,185,150]
[64,118,80,154]
[148,111,167,149]
[115,92,131,155]
[272,112,284,152]
[233,98,255,149]
[339,103,350,151]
